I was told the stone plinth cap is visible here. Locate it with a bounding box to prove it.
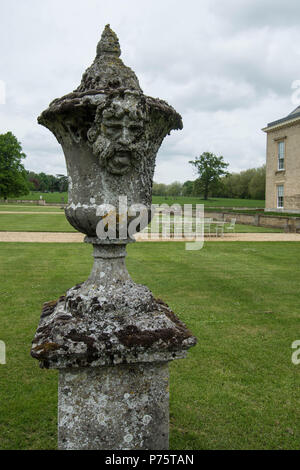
[31,282,197,369]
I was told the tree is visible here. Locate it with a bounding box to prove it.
[167,181,182,197]
[0,132,29,200]
[189,152,229,200]
[236,168,256,199]
[27,171,41,191]
[219,165,266,200]
[248,165,265,200]
[56,174,68,193]
[152,182,168,197]
[182,180,194,197]
[220,172,241,198]
[192,178,202,197]
[38,172,50,192]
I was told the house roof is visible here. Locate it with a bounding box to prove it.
[263,105,300,131]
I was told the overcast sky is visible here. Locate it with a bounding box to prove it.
[1,0,300,183]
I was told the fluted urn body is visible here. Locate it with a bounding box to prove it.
[38,25,182,238]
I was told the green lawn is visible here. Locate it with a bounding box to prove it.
[5,192,68,203]
[0,213,282,233]
[225,224,282,233]
[0,241,299,449]
[0,205,64,212]
[152,196,265,208]
[205,208,300,218]
[6,192,265,208]
[146,215,282,234]
[0,214,76,232]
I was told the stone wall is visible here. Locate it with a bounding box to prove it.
[0,199,66,207]
[205,211,300,232]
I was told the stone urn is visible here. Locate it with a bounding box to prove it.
[38,24,182,238]
[31,25,197,450]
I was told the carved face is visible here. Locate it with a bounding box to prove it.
[88,97,147,175]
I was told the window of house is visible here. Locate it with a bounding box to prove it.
[277,185,284,208]
[278,141,285,170]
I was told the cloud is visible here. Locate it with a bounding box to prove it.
[210,0,300,30]
[0,0,299,182]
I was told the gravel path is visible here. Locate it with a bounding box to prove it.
[0,232,299,242]
[0,232,84,242]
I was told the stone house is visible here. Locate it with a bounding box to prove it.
[263,106,300,212]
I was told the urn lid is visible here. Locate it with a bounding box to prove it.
[38,25,182,132]
[76,24,143,94]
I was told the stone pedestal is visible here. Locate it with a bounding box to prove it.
[32,241,196,449]
[58,363,169,450]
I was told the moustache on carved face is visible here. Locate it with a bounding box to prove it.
[95,140,144,174]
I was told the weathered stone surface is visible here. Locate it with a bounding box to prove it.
[78,24,142,93]
[31,245,196,369]
[31,25,196,451]
[58,363,169,450]
[31,283,195,369]
[37,25,182,237]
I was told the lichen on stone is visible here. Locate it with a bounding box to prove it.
[31,24,196,373]
[31,277,196,369]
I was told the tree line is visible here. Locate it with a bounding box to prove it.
[153,166,266,200]
[29,162,265,200]
[0,133,265,201]
[26,171,68,193]
[0,132,68,200]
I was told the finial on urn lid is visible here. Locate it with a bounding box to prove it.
[96,24,121,58]
[75,24,142,93]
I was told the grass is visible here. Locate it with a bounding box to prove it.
[3,202,299,220]
[152,196,265,208]
[0,213,282,233]
[261,211,300,218]
[145,215,282,234]
[0,214,76,232]
[4,192,68,203]
[5,192,265,208]
[205,207,300,218]
[225,224,282,233]
[0,205,64,212]
[0,241,299,449]
[2,202,299,219]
